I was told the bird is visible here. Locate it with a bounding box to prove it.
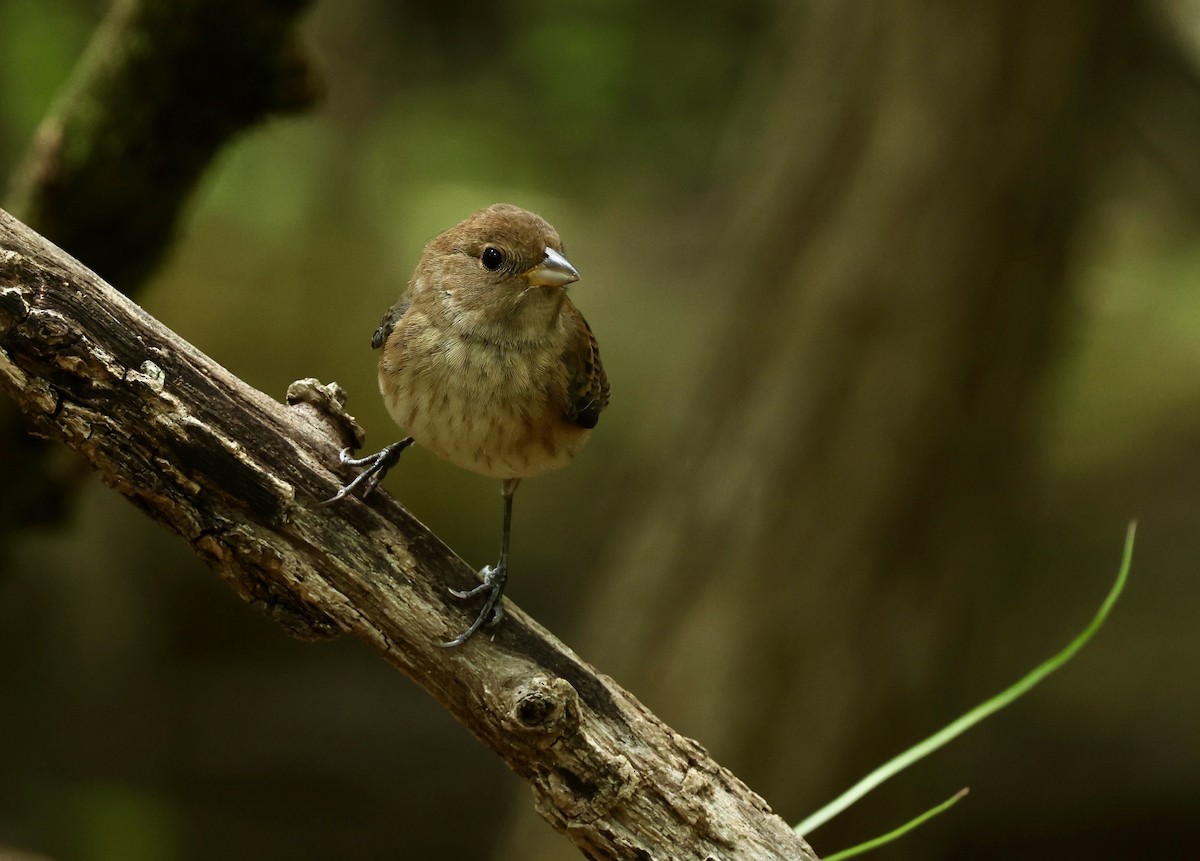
[324,203,609,647]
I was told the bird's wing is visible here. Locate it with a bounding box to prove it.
[561,306,609,429]
[371,296,411,350]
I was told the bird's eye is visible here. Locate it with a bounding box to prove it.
[481,247,504,271]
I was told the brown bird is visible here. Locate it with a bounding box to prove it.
[325,203,609,646]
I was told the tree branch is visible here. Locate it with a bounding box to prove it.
[0,207,818,861]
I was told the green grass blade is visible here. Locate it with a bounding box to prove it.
[822,788,970,861]
[794,521,1136,837]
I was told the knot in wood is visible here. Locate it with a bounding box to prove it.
[501,674,579,744]
[286,377,365,450]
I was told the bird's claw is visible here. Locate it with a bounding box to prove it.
[448,567,496,600]
[441,564,507,647]
[320,439,412,506]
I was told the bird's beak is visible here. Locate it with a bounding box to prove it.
[525,247,579,287]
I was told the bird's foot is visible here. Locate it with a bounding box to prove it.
[320,438,413,505]
[441,562,508,647]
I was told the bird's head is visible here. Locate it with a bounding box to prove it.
[415,203,580,339]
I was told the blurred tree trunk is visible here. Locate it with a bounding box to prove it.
[496,2,1155,858]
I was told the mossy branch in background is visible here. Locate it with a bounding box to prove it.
[799,521,1137,853]
[5,0,319,290]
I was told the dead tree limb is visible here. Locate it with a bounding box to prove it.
[0,207,818,861]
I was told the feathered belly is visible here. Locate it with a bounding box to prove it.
[378,338,589,480]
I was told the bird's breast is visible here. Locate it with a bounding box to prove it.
[378,327,589,480]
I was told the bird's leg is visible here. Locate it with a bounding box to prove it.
[441,478,519,647]
[321,437,414,505]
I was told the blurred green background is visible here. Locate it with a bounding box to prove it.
[1,1,1198,860]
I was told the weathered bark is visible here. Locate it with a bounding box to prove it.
[0,0,318,540]
[0,206,817,861]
